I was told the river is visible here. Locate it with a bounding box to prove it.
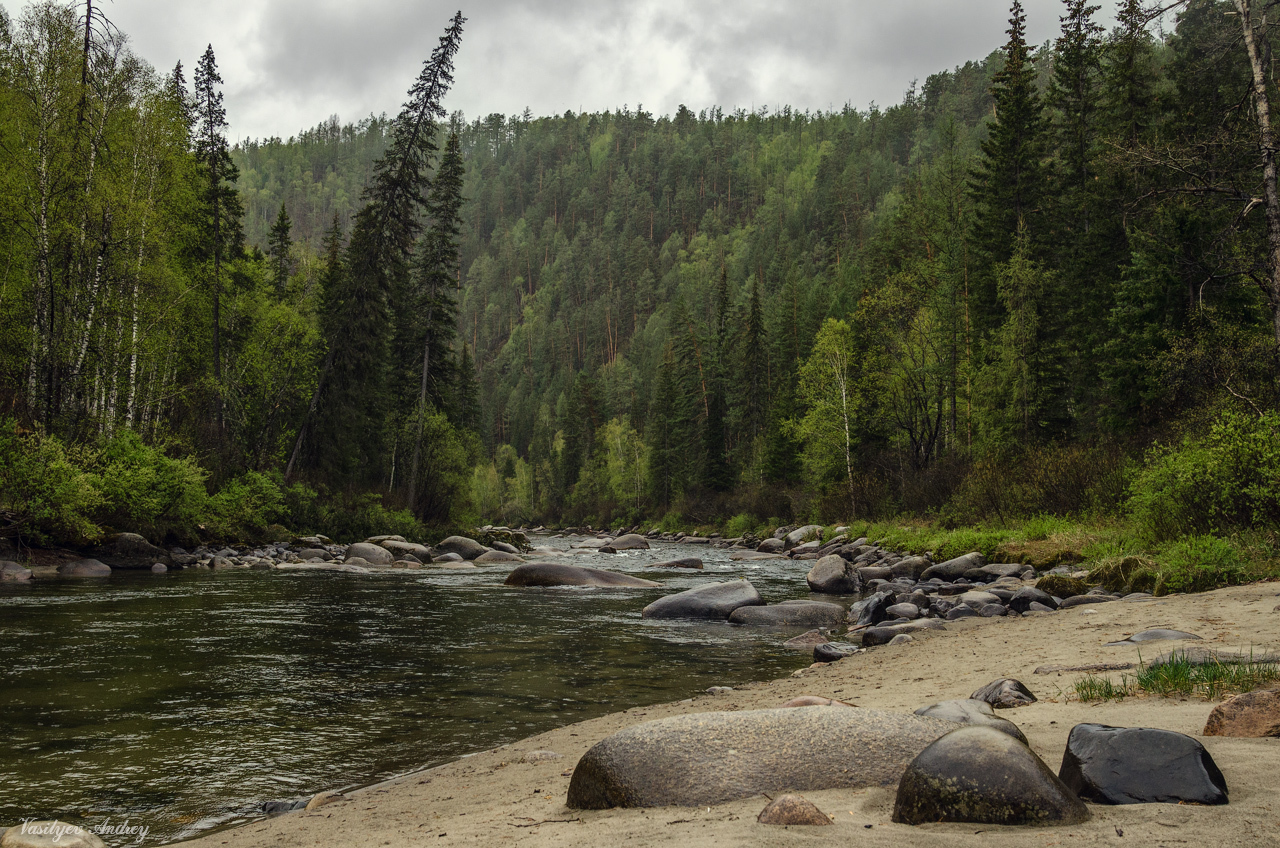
[0,538,849,844]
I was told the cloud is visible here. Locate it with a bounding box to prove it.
[0,0,1119,140]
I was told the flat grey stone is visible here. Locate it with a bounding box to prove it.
[641,579,763,620]
[729,601,846,627]
[1103,628,1201,646]
[505,563,659,588]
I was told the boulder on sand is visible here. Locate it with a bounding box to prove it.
[1058,723,1228,805]
[566,706,955,809]
[504,562,659,588]
[728,601,846,627]
[913,699,1027,743]
[893,726,1089,826]
[920,551,985,581]
[344,542,393,565]
[806,555,862,594]
[1203,687,1280,737]
[757,794,832,826]
[640,579,763,620]
[433,536,489,560]
[971,677,1037,709]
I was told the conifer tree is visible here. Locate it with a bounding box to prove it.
[1047,0,1103,210]
[267,202,293,293]
[969,0,1048,332]
[701,265,732,491]
[1101,0,1158,145]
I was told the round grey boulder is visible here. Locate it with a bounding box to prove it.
[566,706,956,808]
[433,535,489,560]
[728,601,846,627]
[806,555,862,594]
[432,552,464,563]
[0,821,108,848]
[920,551,985,581]
[914,699,1028,744]
[756,537,785,553]
[58,559,111,578]
[504,562,659,588]
[297,547,332,561]
[1,561,33,581]
[345,542,394,565]
[893,726,1089,826]
[641,579,763,620]
[474,550,523,563]
[605,533,649,551]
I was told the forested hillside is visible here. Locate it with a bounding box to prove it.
[3,0,1279,549]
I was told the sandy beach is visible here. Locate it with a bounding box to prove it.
[178,580,1280,848]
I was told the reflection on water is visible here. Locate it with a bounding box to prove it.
[0,541,844,844]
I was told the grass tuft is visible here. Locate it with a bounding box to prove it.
[1074,649,1280,702]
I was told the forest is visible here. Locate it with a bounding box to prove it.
[2,0,1279,563]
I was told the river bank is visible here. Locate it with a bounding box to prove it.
[171,579,1280,848]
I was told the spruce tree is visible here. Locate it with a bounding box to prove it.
[1101,0,1158,145]
[968,0,1048,333]
[1047,0,1103,210]
[267,202,292,294]
[701,265,733,491]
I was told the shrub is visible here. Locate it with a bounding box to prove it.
[206,472,285,541]
[1129,410,1280,542]
[0,420,103,545]
[724,513,755,538]
[96,430,208,541]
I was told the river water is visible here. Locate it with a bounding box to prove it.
[0,538,850,845]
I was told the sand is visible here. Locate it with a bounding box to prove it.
[179,581,1280,847]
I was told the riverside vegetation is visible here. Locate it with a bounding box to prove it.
[1,0,1280,597]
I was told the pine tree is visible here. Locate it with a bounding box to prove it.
[1101,0,1158,145]
[192,44,241,410]
[701,265,733,491]
[1047,0,1103,209]
[968,0,1048,333]
[267,202,292,294]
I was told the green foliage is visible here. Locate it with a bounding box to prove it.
[96,430,208,542]
[1129,411,1280,542]
[0,421,103,545]
[1076,652,1280,702]
[205,472,285,541]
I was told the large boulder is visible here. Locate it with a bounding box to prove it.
[380,540,432,559]
[728,601,846,627]
[0,821,108,848]
[1058,723,1228,805]
[296,548,332,561]
[474,550,524,563]
[848,590,895,626]
[859,619,945,647]
[1,561,33,581]
[1203,687,1280,737]
[756,538,785,554]
[651,558,703,569]
[566,707,955,808]
[433,535,489,560]
[893,726,1089,826]
[1009,587,1058,613]
[91,532,170,569]
[890,556,931,580]
[602,533,649,552]
[783,524,824,550]
[913,699,1027,744]
[920,551,985,581]
[344,542,393,565]
[640,580,763,620]
[57,559,111,577]
[806,555,862,594]
[504,563,659,588]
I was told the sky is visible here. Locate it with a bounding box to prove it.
[1,0,1125,142]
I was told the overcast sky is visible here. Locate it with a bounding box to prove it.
[2,1,1126,142]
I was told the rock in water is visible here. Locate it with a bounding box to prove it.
[728,601,846,627]
[1203,687,1280,737]
[782,629,829,649]
[971,678,1037,709]
[913,699,1027,744]
[1058,723,1228,805]
[813,642,861,662]
[0,821,108,848]
[0,562,33,581]
[57,559,111,578]
[565,707,955,808]
[893,726,1089,826]
[605,533,649,551]
[474,550,523,563]
[640,580,763,620]
[433,536,489,560]
[805,555,861,594]
[757,794,832,825]
[344,542,393,565]
[504,563,659,588]
[651,558,703,569]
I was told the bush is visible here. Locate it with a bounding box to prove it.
[0,420,103,545]
[206,472,285,541]
[96,430,208,542]
[1129,410,1280,542]
[724,513,755,538]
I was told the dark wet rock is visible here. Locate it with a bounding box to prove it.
[90,532,171,569]
[651,558,703,569]
[914,699,1028,744]
[432,552,464,563]
[1007,587,1056,613]
[729,601,846,627]
[945,605,980,620]
[345,542,394,565]
[848,590,895,626]
[1059,594,1114,609]
[756,538,785,553]
[262,799,307,816]
[857,565,893,582]
[57,559,111,577]
[433,535,489,560]
[296,547,331,561]
[893,726,1089,826]
[805,554,862,594]
[0,561,33,581]
[979,603,1008,617]
[1203,687,1280,737]
[813,642,861,662]
[782,629,830,649]
[0,820,109,848]
[565,706,955,808]
[474,550,524,563]
[641,579,763,620]
[860,619,945,647]
[935,582,972,596]
[920,552,985,581]
[599,533,650,553]
[506,562,660,588]
[757,794,832,825]
[1102,628,1201,646]
[780,695,856,708]
[971,678,1037,709]
[1058,723,1228,805]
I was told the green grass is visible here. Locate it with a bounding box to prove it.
[1074,650,1280,702]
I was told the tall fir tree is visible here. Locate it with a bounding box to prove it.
[701,265,733,491]
[267,202,293,294]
